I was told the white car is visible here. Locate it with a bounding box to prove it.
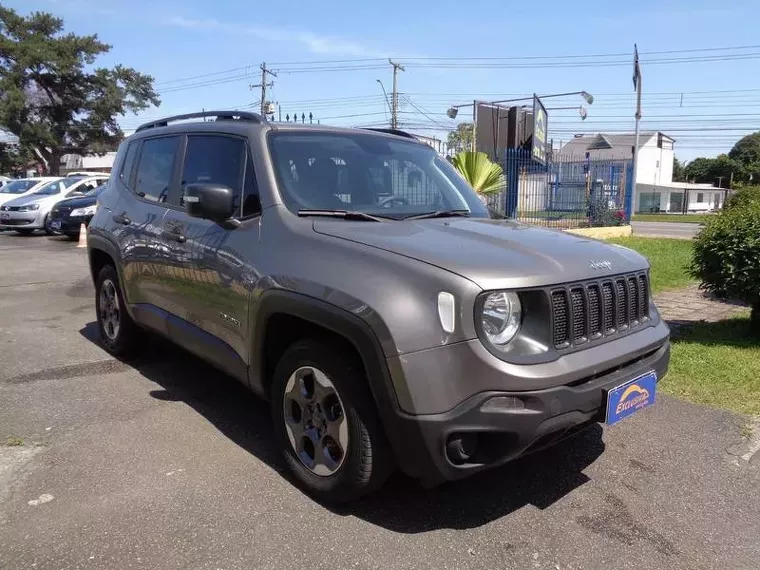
[0,177,58,208]
[0,176,11,188]
[0,174,109,235]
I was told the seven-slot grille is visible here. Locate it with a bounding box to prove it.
[551,273,650,349]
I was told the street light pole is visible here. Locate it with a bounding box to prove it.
[375,79,391,126]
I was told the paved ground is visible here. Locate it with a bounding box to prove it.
[1,233,759,570]
[655,284,749,333]
[631,221,702,239]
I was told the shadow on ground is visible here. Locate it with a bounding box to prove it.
[666,316,757,347]
[79,321,605,532]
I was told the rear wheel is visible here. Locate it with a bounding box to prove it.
[95,265,142,357]
[271,339,393,503]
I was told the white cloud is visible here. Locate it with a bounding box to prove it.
[167,16,386,58]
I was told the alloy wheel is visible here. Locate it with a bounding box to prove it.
[99,278,121,341]
[283,366,349,476]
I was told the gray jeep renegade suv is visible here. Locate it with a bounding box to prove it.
[87,111,670,503]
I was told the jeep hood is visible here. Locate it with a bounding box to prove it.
[313,217,648,290]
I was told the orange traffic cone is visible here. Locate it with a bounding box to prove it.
[77,223,87,248]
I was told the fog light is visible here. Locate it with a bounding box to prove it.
[446,433,478,465]
[480,396,526,413]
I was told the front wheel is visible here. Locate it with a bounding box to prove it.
[271,339,393,503]
[44,215,55,236]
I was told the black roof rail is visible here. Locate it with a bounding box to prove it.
[360,127,419,140]
[136,110,265,132]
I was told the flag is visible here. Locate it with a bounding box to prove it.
[633,44,641,91]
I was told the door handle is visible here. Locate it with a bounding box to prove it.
[112,213,131,226]
[162,229,186,243]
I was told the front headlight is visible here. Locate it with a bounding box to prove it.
[19,204,40,211]
[479,291,522,348]
[71,205,97,217]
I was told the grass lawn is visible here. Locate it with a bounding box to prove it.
[664,316,760,416]
[632,213,711,224]
[607,236,696,293]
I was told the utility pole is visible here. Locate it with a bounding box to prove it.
[249,62,277,116]
[631,45,642,220]
[389,60,405,129]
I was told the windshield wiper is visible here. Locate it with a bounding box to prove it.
[403,209,471,220]
[297,209,387,222]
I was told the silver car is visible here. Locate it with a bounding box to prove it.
[87,111,670,503]
[0,174,108,235]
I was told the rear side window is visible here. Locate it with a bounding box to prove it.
[134,136,180,202]
[178,135,258,216]
[120,142,139,188]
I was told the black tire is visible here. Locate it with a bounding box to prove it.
[95,264,142,357]
[271,339,394,503]
[44,215,55,236]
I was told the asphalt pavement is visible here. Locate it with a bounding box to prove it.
[631,221,702,239]
[0,232,758,570]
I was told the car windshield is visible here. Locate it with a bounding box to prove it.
[0,179,37,194]
[268,132,490,219]
[33,180,67,196]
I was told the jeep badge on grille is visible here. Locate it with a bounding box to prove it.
[590,259,613,271]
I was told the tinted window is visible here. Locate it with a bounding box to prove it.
[120,142,139,188]
[62,177,85,188]
[178,135,247,211]
[268,133,488,218]
[85,183,108,197]
[135,136,180,202]
[33,180,67,195]
[0,179,37,194]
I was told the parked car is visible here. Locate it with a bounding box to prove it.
[48,182,108,238]
[87,111,670,503]
[0,174,108,235]
[0,176,11,188]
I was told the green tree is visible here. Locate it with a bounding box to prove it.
[0,7,159,175]
[0,141,34,174]
[451,151,505,195]
[729,132,760,184]
[447,123,474,154]
[672,156,686,182]
[683,154,741,186]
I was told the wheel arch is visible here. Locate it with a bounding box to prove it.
[250,290,410,465]
[87,234,135,318]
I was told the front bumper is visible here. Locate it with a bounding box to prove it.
[0,210,45,230]
[48,214,93,235]
[384,321,670,484]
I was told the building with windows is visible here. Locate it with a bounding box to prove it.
[560,131,724,213]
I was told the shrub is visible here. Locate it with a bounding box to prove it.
[691,199,760,331]
[723,186,760,211]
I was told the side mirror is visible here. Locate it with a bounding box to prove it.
[184,183,236,225]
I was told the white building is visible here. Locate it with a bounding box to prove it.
[560,132,674,187]
[560,132,724,213]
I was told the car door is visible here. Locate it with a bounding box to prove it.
[160,133,261,380]
[115,135,182,323]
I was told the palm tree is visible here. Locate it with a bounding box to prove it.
[451,151,505,195]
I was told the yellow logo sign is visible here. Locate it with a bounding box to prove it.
[615,384,650,414]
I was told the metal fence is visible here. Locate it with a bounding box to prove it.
[485,149,634,229]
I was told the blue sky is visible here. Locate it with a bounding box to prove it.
[9,0,760,161]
